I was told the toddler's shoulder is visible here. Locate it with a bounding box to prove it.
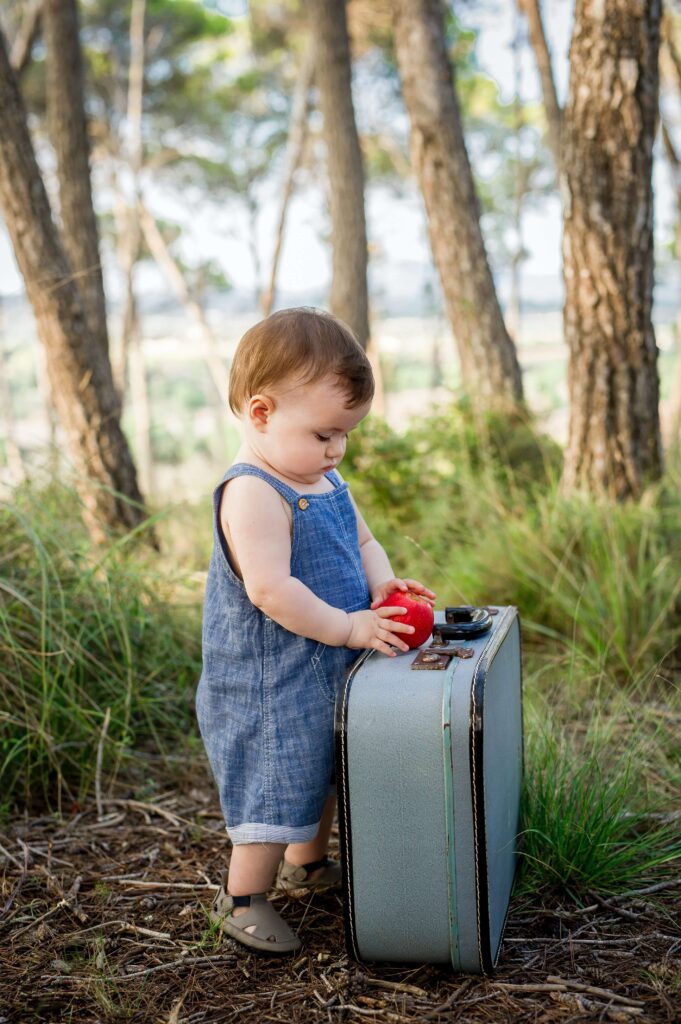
[220,471,291,534]
[221,470,285,507]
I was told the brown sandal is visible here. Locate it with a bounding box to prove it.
[210,886,301,954]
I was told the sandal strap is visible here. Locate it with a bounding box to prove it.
[226,893,298,943]
[276,855,341,889]
[301,855,329,874]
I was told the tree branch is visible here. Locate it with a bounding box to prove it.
[517,0,562,170]
[10,0,41,78]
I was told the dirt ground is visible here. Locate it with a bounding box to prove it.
[1,790,679,1024]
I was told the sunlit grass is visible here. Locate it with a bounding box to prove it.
[0,481,201,810]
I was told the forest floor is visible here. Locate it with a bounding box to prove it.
[1,788,679,1024]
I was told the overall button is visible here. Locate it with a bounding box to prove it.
[298,498,309,510]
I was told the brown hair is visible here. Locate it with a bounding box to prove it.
[228,307,374,415]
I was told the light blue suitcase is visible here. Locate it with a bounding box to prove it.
[334,605,523,973]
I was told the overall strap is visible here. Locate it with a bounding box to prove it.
[220,463,301,504]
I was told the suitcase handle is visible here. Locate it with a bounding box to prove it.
[436,606,494,639]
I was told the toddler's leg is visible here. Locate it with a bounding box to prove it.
[285,794,336,878]
[228,842,285,917]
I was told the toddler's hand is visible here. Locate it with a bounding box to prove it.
[370,577,436,609]
[346,607,416,657]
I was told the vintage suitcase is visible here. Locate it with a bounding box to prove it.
[334,605,523,973]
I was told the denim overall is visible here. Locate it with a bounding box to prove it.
[196,463,371,845]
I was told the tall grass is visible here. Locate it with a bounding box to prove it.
[0,482,201,811]
[518,697,680,897]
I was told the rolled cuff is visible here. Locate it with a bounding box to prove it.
[226,820,321,845]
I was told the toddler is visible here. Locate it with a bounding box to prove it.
[196,307,435,954]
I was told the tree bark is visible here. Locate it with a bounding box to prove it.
[43,0,111,372]
[560,0,663,499]
[660,120,681,445]
[310,0,370,353]
[392,0,524,407]
[517,0,563,170]
[0,31,148,542]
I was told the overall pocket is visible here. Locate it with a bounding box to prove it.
[311,642,350,704]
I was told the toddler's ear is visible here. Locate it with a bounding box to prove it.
[248,394,275,430]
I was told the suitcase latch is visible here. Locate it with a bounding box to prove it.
[411,629,475,670]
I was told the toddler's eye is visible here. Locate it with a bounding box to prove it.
[315,433,331,442]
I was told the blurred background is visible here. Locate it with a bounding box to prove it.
[1,0,680,503]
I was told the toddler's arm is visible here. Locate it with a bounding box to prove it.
[221,476,415,656]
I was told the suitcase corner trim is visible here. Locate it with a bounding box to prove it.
[469,604,522,974]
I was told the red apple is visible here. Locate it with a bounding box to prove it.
[375,590,435,649]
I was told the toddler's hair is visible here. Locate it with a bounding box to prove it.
[228,307,374,415]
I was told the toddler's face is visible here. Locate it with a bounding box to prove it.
[249,375,371,485]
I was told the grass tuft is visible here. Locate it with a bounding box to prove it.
[518,710,680,899]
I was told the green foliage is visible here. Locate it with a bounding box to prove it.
[0,482,201,810]
[518,708,680,898]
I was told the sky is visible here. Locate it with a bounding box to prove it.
[0,0,678,310]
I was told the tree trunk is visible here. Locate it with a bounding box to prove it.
[392,0,524,407]
[560,0,663,499]
[127,298,154,497]
[114,0,146,405]
[9,0,41,77]
[35,339,60,476]
[0,302,26,486]
[0,31,148,542]
[517,0,563,170]
[507,7,525,342]
[261,40,315,318]
[660,121,681,446]
[43,0,111,371]
[661,24,681,444]
[310,0,370,353]
[137,198,237,436]
[246,191,263,310]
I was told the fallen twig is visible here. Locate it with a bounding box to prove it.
[115,953,237,979]
[363,976,429,998]
[587,890,640,922]
[101,799,185,827]
[549,990,644,1019]
[415,977,475,1019]
[95,706,111,820]
[546,975,645,1007]
[610,877,681,901]
[0,840,24,872]
[105,878,219,891]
